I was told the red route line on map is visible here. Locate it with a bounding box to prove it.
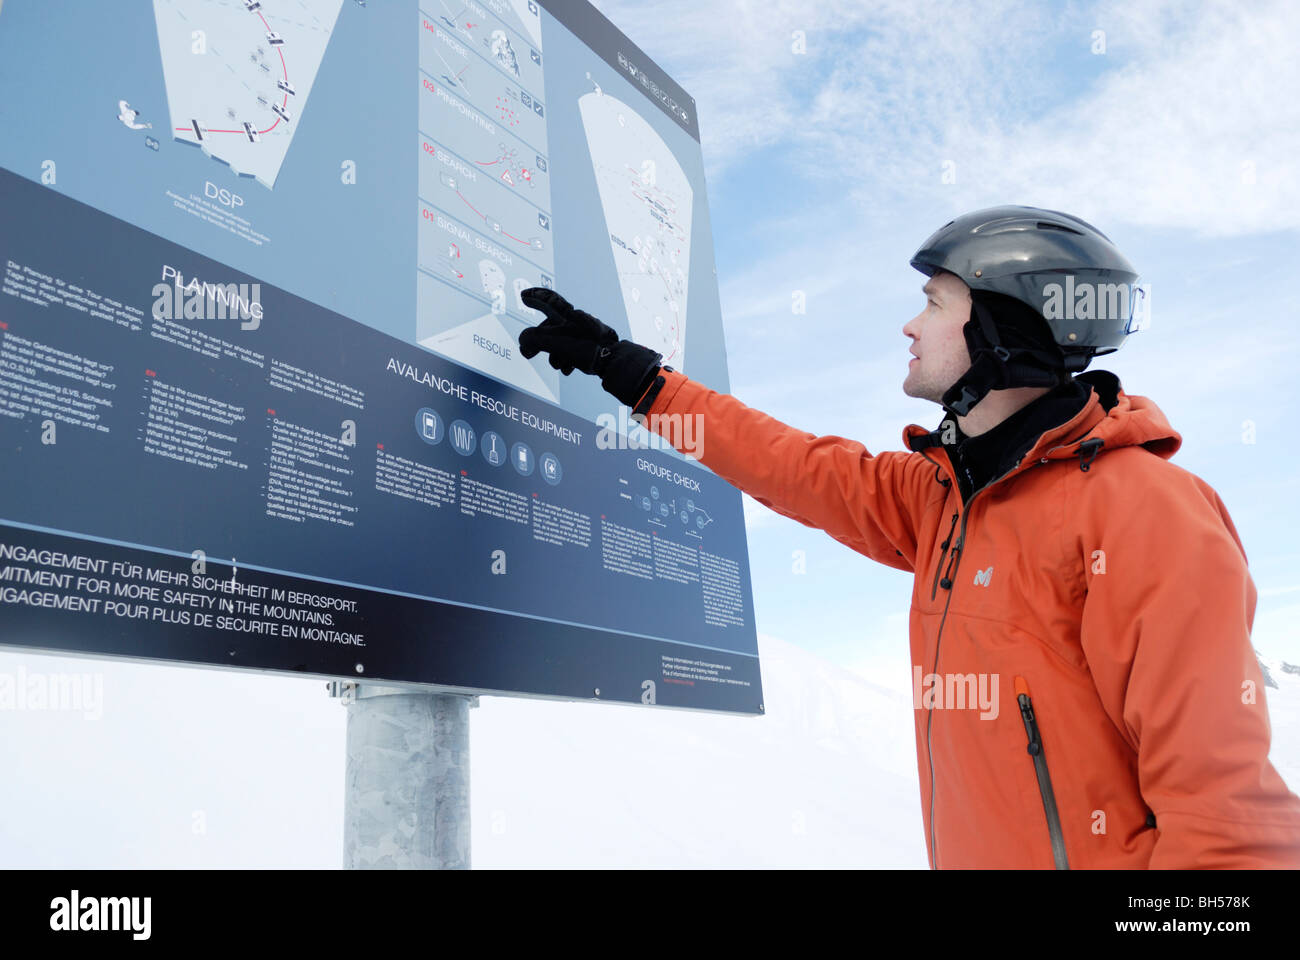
[174,8,290,136]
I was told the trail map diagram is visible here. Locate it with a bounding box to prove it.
[579,91,692,369]
[153,0,344,189]
[416,0,557,402]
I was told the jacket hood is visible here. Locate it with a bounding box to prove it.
[904,369,1182,471]
[1072,369,1181,462]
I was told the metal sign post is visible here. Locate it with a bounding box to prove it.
[332,682,477,869]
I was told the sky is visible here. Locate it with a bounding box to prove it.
[590,0,1300,677]
[1,0,1298,868]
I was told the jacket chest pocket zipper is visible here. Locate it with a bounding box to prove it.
[1014,676,1070,869]
[930,512,959,601]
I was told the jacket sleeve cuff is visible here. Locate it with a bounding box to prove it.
[631,365,672,418]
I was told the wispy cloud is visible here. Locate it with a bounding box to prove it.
[937,0,1300,235]
[597,0,1300,235]
[596,0,1300,665]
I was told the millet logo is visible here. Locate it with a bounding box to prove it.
[973,565,993,587]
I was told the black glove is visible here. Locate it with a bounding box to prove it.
[518,288,664,409]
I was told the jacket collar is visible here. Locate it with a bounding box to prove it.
[903,370,1182,489]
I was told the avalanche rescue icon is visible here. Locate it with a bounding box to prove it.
[153,0,344,189]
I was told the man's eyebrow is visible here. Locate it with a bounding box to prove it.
[923,281,941,299]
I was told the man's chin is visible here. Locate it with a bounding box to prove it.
[903,378,942,406]
[902,376,926,400]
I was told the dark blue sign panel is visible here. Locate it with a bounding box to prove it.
[0,0,761,713]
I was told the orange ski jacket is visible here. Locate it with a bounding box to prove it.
[636,366,1300,868]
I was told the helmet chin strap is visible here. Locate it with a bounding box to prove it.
[940,298,1072,419]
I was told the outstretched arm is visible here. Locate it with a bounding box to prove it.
[636,367,929,572]
[518,288,932,571]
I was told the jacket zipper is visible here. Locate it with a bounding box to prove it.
[916,424,1099,867]
[1015,676,1070,869]
[920,453,1017,868]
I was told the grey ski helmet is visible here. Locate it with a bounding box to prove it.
[910,205,1144,417]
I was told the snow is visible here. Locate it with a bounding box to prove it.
[1259,655,1300,795]
[0,638,1295,867]
[470,633,927,868]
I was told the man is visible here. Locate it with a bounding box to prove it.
[516,205,1300,869]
